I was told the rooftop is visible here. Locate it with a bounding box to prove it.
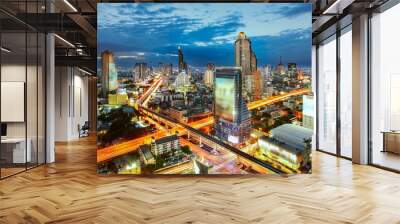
[270,124,313,150]
[154,135,178,145]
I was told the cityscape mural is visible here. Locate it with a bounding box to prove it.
[97,3,313,175]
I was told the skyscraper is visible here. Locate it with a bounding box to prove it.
[134,63,148,82]
[276,56,285,75]
[178,46,187,73]
[158,63,173,76]
[204,63,215,88]
[288,63,297,78]
[262,65,272,97]
[235,32,252,75]
[214,68,251,144]
[251,51,257,72]
[101,50,118,97]
[251,70,262,100]
[234,32,258,100]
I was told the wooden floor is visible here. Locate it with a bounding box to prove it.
[1,136,400,224]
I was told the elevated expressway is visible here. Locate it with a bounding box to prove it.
[98,76,310,173]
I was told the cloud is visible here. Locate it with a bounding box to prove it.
[274,4,311,19]
[98,3,311,68]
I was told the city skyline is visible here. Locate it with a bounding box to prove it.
[97,3,313,175]
[98,3,312,68]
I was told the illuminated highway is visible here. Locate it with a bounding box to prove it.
[98,75,309,173]
[247,88,310,110]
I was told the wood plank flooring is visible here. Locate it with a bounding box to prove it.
[0,136,400,224]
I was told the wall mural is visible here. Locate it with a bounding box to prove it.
[97,3,313,175]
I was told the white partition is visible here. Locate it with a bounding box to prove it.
[1,82,25,122]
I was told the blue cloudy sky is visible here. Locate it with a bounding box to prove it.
[98,3,311,69]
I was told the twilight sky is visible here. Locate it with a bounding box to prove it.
[98,3,312,69]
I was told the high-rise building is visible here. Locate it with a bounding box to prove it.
[101,50,118,97]
[244,70,262,101]
[251,51,257,72]
[262,65,272,96]
[134,63,148,82]
[288,63,297,78]
[158,63,173,76]
[276,56,285,75]
[235,32,252,75]
[178,46,188,73]
[214,68,251,144]
[234,32,258,99]
[204,63,215,88]
[252,70,262,101]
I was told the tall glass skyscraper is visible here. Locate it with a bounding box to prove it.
[214,68,251,144]
[178,46,187,73]
[101,50,118,97]
[234,32,258,101]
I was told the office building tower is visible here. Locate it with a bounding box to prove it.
[214,68,251,144]
[303,94,314,130]
[234,32,258,99]
[244,70,262,101]
[262,65,272,96]
[101,50,118,97]
[204,63,215,88]
[288,63,297,78]
[178,46,188,73]
[134,63,148,82]
[276,56,285,75]
[235,32,252,75]
[252,70,262,100]
[166,63,173,76]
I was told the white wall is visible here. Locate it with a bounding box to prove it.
[1,63,46,164]
[54,67,89,141]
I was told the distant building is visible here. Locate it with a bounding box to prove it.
[139,145,155,165]
[158,62,173,76]
[134,63,148,82]
[276,57,285,76]
[252,70,262,101]
[169,106,188,123]
[108,93,128,105]
[204,63,215,88]
[296,69,304,80]
[288,63,297,78]
[151,135,180,156]
[262,65,272,94]
[101,50,118,97]
[174,71,191,88]
[214,68,251,144]
[178,47,188,73]
[264,84,274,97]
